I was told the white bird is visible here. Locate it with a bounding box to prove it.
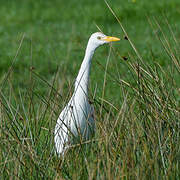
[54,32,120,155]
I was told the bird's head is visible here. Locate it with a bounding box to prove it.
[88,32,120,50]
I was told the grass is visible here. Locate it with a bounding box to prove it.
[0,0,180,179]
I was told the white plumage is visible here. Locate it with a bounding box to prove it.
[54,32,120,155]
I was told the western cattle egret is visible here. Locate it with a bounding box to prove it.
[54,32,120,155]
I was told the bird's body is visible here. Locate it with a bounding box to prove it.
[54,32,120,155]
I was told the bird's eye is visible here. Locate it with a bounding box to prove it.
[97,36,101,40]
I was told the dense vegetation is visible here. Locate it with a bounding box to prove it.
[0,0,179,179]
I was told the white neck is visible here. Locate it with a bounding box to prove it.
[74,42,96,98]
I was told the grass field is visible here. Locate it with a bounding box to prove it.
[0,0,180,179]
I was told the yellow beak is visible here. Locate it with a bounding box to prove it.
[103,36,120,42]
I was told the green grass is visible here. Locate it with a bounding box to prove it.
[0,0,180,179]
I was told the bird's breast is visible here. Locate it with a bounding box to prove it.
[68,99,94,139]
